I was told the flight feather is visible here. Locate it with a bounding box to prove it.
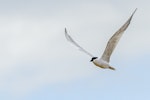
[101,8,137,62]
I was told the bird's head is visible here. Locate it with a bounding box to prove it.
[90,57,98,62]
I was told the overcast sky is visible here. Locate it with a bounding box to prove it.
[0,0,150,100]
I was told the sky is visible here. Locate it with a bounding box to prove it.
[0,0,150,100]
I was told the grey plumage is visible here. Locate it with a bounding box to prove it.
[101,8,137,62]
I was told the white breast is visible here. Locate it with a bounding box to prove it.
[93,58,109,69]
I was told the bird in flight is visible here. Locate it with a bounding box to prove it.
[65,9,137,70]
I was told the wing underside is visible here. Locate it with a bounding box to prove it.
[101,8,137,62]
[65,28,94,57]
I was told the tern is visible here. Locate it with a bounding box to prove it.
[65,9,137,70]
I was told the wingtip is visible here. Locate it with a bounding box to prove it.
[64,28,70,41]
[131,8,137,16]
[65,28,67,33]
[128,8,137,21]
[134,8,137,13]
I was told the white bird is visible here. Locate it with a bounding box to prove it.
[65,9,137,70]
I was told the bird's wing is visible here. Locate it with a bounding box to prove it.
[101,8,137,62]
[65,28,94,57]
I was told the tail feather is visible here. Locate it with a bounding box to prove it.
[109,66,115,70]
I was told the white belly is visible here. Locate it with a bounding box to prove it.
[93,59,109,69]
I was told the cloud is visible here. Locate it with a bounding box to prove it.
[0,1,149,98]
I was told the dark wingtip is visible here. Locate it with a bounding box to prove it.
[65,28,67,33]
[127,8,137,23]
[132,8,137,16]
[130,8,137,18]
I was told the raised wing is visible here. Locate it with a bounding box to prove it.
[65,28,94,57]
[101,8,137,62]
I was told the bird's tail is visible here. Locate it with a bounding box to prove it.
[109,66,115,70]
